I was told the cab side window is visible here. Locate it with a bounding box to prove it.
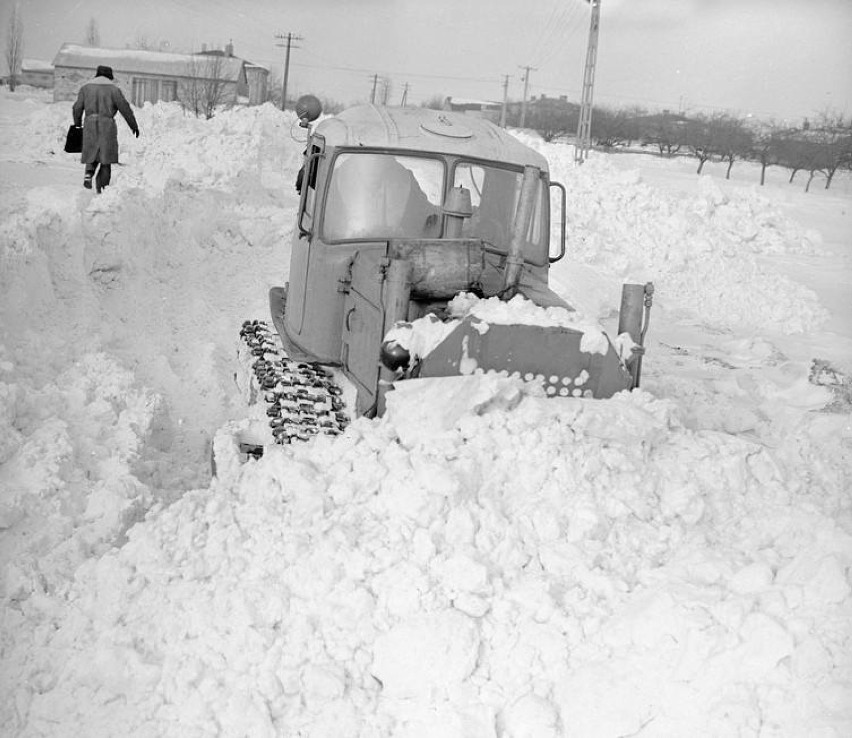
[298,144,322,234]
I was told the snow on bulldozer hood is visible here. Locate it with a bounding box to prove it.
[383,293,611,368]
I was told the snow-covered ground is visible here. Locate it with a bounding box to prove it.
[1,86,850,737]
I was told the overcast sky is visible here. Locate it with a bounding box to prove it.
[7,0,852,123]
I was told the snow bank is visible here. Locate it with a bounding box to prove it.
[10,382,852,737]
[515,134,829,333]
[0,102,299,480]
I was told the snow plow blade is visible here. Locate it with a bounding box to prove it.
[415,317,633,399]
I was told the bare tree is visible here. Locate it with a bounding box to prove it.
[808,110,852,190]
[131,33,152,50]
[319,97,344,115]
[773,112,852,191]
[712,114,753,179]
[751,123,785,185]
[179,55,233,119]
[592,105,646,149]
[4,2,23,92]
[527,100,579,143]
[129,33,169,52]
[419,95,446,111]
[773,134,814,185]
[640,111,686,157]
[84,17,100,46]
[684,114,716,174]
[682,112,751,176]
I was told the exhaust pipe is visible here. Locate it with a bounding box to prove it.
[501,165,540,299]
[443,186,473,239]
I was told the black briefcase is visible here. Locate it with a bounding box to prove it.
[64,125,82,154]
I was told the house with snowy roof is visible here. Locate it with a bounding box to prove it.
[19,59,54,89]
[196,45,269,105]
[52,43,268,107]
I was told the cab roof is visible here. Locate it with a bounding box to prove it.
[314,105,549,171]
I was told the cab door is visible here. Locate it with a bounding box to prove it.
[285,139,324,335]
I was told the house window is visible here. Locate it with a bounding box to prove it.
[131,77,159,106]
[160,80,177,102]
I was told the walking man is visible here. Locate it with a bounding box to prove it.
[71,65,139,193]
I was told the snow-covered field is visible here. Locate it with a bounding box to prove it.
[1,86,850,737]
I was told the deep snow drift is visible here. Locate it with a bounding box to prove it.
[1,88,850,737]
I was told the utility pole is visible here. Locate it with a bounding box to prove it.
[519,65,536,129]
[370,74,378,104]
[500,74,509,128]
[401,83,409,108]
[274,32,303,112]
[575,0,601,164]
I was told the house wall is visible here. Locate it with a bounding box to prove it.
[54,66,92,101]
[245,68,268,105]
[235,75,249,101]
[19,69,54,89]
[54,65,239,107]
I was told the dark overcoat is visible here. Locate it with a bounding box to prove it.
[71,76,138,164]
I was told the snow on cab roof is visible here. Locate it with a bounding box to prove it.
[51,43,245,81]
[315,105,550,170]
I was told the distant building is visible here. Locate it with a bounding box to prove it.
[444,96,502,123]
[243,63,269,106]
[196,42,269,105]
[508,94,579,119]
[51,43,268,107]
[635,110,691,128]
[19,59,54,88]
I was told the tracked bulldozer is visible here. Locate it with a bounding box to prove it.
[241,97,652,443]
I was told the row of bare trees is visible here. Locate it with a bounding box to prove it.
[633,109,850,191]
[532,103,852,192]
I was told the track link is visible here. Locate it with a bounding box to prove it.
[239,320,350,444]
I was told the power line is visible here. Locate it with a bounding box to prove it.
[527,0,564,67]
[531,3,575,69]
[291,58,501,85]
[534,1,589,70]
[265,32,797,119]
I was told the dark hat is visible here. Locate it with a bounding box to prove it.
[95,65,114,80]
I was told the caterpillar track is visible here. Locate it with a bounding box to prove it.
[239,320,350,446]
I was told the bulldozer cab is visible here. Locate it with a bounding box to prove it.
[279,106,563,348]
[271,104,643,417]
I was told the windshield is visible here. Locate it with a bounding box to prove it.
[323,153,445,241]
[453,162,547,265]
